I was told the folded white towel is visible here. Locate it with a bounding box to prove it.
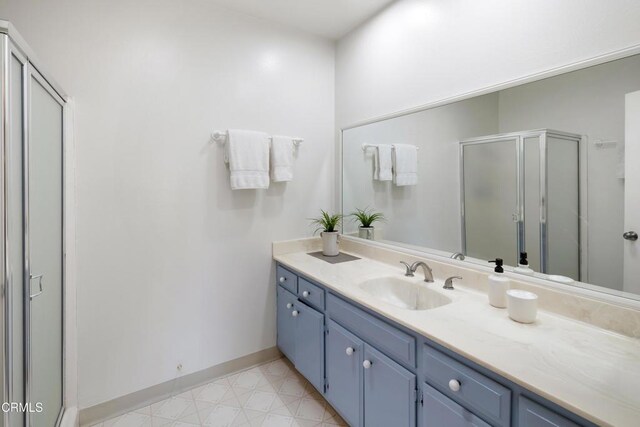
[392,144,418,186]
[374,144,393,181]
[225,129,270,190]
[270,135,294,182]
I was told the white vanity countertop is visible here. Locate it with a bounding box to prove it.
[274,250,640,427]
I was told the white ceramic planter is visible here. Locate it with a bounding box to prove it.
[321,231,340,256]
[358,226,375,240]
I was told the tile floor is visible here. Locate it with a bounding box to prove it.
[89,357,347,427]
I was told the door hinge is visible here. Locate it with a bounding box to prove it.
[324,325,329,334]
[414,389,418,403]
[324,378,329,392]
[419,391,424,407]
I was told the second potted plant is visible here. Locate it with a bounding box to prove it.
[310,210,342,256]
[350,207,385,240]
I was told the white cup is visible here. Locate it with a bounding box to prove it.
[506,290,538,324]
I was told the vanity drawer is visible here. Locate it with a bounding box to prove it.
[518,397,579,427]
[298,277,325,310]
[276,265,297,294]
[327,293,415,367]
[423,345,511,426]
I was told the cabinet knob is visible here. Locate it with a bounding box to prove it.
[362,360,372,369]
[291,310,299,317]
[279,277,286,283]
[345,347,354,356]
[448,379,461,392]
[286,303,293,309]
[302,290,310,298]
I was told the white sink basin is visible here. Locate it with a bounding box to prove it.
[359,277,452,311]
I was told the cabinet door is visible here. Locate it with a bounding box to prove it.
[294,302,325,392]
[277,286,296,361]
[363,345,416,427]
[326,320,363,427]
[519,397,579,427]
[421,383,490,427]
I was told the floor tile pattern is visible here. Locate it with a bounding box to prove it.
[89,358,347,427]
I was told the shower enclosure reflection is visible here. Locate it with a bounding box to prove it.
[461,130,580,280]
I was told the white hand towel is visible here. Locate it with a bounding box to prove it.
[392,144,418,186]
[374,144,393,181]
[225,129,270,190]
[270,135,294,182]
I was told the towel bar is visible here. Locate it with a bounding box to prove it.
[212,130,303,146]
[362,143,419,151]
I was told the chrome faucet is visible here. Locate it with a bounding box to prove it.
[443,276,462,290]
[450,252,465,260]
[400,261,435,283]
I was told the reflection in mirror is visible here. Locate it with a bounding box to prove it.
[342,53,640,298]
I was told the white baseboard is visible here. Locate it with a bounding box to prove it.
[60,406,79,427]
[79,347,281,426]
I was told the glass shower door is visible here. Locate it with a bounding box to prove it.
[462,137,520,265]
[26,67,64,427]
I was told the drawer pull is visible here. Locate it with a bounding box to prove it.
[279,276,286,283]
[302,290,310,298]
[345,347,354,356]
[449,379,461,392]
[286,303,293,309]
[363,360,372,369]
[292,310,299,317]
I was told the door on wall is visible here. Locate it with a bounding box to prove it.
[624,91,640,293]
[26,65,64,427]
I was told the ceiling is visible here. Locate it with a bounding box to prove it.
[210,0,395,40]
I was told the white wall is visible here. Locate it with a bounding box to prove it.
[336,0,640,128]
[342,93,498,251]
[0,0,335,408]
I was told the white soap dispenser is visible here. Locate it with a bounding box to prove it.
[514,252,534,276]
[488,258,510,308]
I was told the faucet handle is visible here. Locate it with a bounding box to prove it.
[444,276,462,290]
[400,261,414,277]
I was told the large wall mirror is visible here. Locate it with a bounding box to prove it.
[342,53,640,300]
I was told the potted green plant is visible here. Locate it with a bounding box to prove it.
[350,207,385,240]
[310,210,342,256]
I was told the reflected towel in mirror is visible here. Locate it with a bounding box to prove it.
[392,144,418,186]
[374,144,393,181]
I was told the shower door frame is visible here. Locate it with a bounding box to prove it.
[24,61,66,427]
[0,27,67,427]
[459,133,524,266]
[460,129,582,276]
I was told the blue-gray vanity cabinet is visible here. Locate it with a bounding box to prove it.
[423,345,511,426]
[325,319,364,427]
[364,344,416,427]
[277,283,325,393]
[518,397,579,427]
[294,301,325,393]
[326,293,416,368]
[275,263,593,427]
[277,265,298,294]
[421,383,490,427]
[276,285,297,361]
[298,277,325,310]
